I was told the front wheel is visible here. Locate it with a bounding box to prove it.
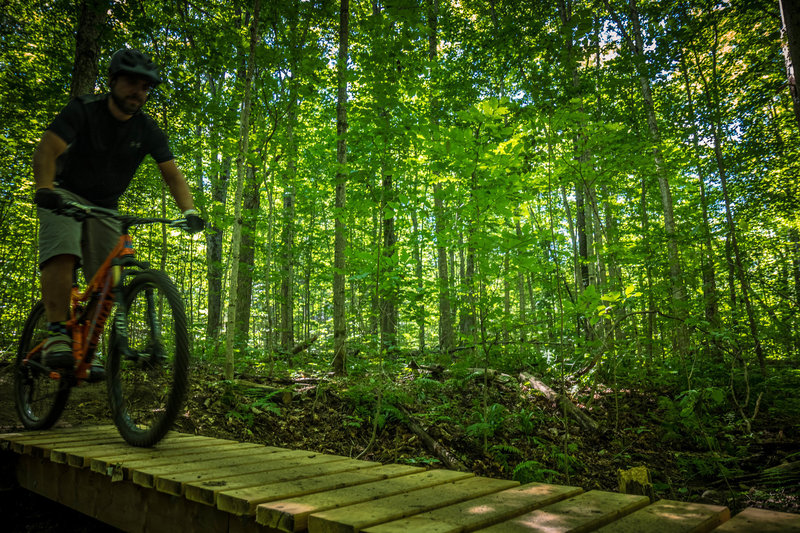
[14,301,71,429]
[108,270,189,447]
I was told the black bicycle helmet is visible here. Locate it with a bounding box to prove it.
[108,48,162,85]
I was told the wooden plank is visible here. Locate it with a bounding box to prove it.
[7,427,123,455]
[363,482,584,533]
[32,435,127,456]
[67,437,261,473]
[91,440,272,478]
[49,434,215,464]
[257,469,474,533]
[117,444,273,479]
[1,424,116,442]
[307,476,518,533]
[713,507,800,532]
[591,499,729,533]
[189,461,416,508]
[476,490,651,533]
[216,464,421,515]
[131,447,306,488]
[156,450,351,496]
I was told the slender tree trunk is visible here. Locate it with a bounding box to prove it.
[380,166,397,355]
[693,19,765,371]
[428,0,453,356]
[332,0,349,375]
[411,209,425,352]
[780,0,800,129]
[515,218,527,344]
[224,0,259,380]
[235,165,259,347]
[680,52,720,351]
[207,157,230,343]
[605,0,688,352]
[70,0,106,98]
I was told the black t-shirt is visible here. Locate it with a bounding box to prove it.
[47,94,174,208]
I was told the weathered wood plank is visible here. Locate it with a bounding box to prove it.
[20,435,125,457]
[591,499,729,533]
[156,450,351,496]
[188,461,414,508]
[307,476,517,533]
[7,428,124,455]
[362,482,584,533]
[0,425,116,442]
[50,434,216,465]
[91,441,271,478]
[713,507,800,532]
[131,448,309,488]
[216,464,421,515]
[66,438,241,468]
[257,469,474,533]
[476,490,651,533]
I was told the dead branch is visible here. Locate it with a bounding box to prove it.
[518,372,599,432]
[399,405,470,472]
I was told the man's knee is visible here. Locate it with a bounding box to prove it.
[40,254,78,272]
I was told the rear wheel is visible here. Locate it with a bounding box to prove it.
[107,270,189,447]
[14,301,71,429]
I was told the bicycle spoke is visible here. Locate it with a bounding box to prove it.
[14,301,71,429]
[108,270,188,446]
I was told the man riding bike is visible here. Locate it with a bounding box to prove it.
[32,47,204,372]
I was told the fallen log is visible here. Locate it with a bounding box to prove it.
[292,334,319,355]
[518,372,599,432]
[399,406,470,472]
[231,379,293,405]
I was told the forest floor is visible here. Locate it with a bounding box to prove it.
[0,358,798,532]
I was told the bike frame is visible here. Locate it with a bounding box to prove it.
[22,205,177,383]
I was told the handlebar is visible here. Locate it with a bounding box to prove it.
[55,201,195,233]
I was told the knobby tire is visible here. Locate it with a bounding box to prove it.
[14,301,71,429]
[107,270,189,447]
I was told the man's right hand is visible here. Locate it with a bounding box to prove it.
[34,188,64,211]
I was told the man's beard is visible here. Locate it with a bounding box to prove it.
[110,89,144,115]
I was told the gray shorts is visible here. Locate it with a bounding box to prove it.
[38,188,122,282]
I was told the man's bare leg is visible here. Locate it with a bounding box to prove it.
[40,254,76,323]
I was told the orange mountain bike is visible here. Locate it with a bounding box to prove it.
[14,200,193,447]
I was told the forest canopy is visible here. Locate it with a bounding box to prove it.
[1,0,799,401]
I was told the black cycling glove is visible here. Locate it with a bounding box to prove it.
[34,188,64,211]
[182,209,205,234]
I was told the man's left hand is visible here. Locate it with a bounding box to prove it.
[182,209,205,233]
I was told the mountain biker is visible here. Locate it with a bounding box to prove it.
[32,47,204,371]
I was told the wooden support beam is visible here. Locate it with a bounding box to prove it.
[15,454,279,533]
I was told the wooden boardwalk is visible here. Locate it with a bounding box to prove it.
[1,426,798,533]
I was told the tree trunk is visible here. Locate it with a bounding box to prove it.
[680,51,721,355]
[693,19,765,372]
[607,0,688,353]
[70,0,106,98]
[380,167,398,355]
[207,156,230,344]
[332,0,349,375]
[235,165,259,347]
[411,208,425,352]
[780,0,800,129]
[428,0,452,357]
[224,0,260,380]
